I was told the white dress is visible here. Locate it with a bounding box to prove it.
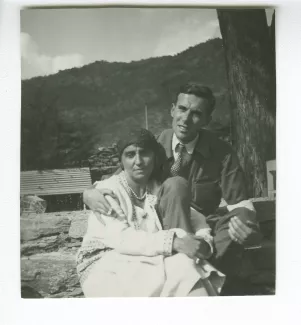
[78,173,225,297]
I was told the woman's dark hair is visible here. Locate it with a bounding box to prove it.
[117,128,165,182]
[177,82,216,114]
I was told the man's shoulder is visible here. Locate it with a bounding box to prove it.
[156,128,173,143]
[197,129,234,159]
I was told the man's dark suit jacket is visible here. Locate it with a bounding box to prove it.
[157,128,249,216]
[157,129,258,275]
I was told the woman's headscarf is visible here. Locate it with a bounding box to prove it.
[117,128,158,158]
[116,128,165,181]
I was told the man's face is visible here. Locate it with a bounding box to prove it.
[171,93,211,143]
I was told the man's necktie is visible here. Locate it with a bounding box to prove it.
[170,143,186,176]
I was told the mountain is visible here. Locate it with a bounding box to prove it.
[21,38,230,171]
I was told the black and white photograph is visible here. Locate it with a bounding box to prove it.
[20,7,276,298]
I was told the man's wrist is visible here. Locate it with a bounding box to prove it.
[199,239,212,259]
[172,236,182,253]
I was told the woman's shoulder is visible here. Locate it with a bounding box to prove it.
[94,173,131,210]
[94,174,121,191]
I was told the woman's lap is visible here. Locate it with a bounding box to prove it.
[81,251,209,297]
[81,250,165,297]
[82,267,122,297]
[161,253,202,297]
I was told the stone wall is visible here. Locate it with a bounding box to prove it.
[21,198,276,298]
[88,145,119,183]
[21,211,89,298]
[20,145,119,297]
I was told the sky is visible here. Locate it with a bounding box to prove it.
[21,8,274,80]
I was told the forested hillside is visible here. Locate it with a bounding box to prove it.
[21,38,230,171]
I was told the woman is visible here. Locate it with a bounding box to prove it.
[77,128,225,297]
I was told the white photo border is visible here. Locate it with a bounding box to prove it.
[1,0,301,324]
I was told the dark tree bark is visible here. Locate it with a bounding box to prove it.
[217,9,276,198]
[270,11,276,116]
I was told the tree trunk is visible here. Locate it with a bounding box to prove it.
[217,9,276,197]
[270,11,276,116]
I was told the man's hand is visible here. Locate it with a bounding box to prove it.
[83,187,119,215]
[172,234,208,260]
[228,216,262,247]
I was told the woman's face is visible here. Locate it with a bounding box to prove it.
[121,144,155,183]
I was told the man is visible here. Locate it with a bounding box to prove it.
[156,83,260,277]
[83,82,261,281]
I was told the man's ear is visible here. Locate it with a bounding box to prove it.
[171,103,176,117]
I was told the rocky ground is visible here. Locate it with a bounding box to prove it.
[20,198,275,298]
[20,145,121,298]
[21,211,89,298]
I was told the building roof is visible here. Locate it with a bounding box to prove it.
[20,168,92,196]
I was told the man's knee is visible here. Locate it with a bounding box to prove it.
[157,177,192,232]
[231,207,257,226]
[162,176,189,195]
[215,207,257,231]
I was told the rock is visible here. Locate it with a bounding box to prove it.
[67,242,82,248]
[68,212,90,239]
[21,284,44,298]
[252,198,275,223]
[19,198,276,298]
[21,213,71,241]
[90,167,101,172]
[98,158,111,164]
[51,287,84,298]
[90,168,103,183]
[21,234,68,256]
[112,157,119,164]
[90,165,100,170]
[101,166,119,174]
[21,195,47,215]
[21,252,82,298]
[97,147,114,154]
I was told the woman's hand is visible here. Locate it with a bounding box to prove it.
[83,187,119,215]
[172,234,206,260]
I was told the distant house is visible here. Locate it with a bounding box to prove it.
[20,168,92,212]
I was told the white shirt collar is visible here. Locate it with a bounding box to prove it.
[172,133,199,157]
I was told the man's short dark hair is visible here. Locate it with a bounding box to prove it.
[177,82,216,113]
